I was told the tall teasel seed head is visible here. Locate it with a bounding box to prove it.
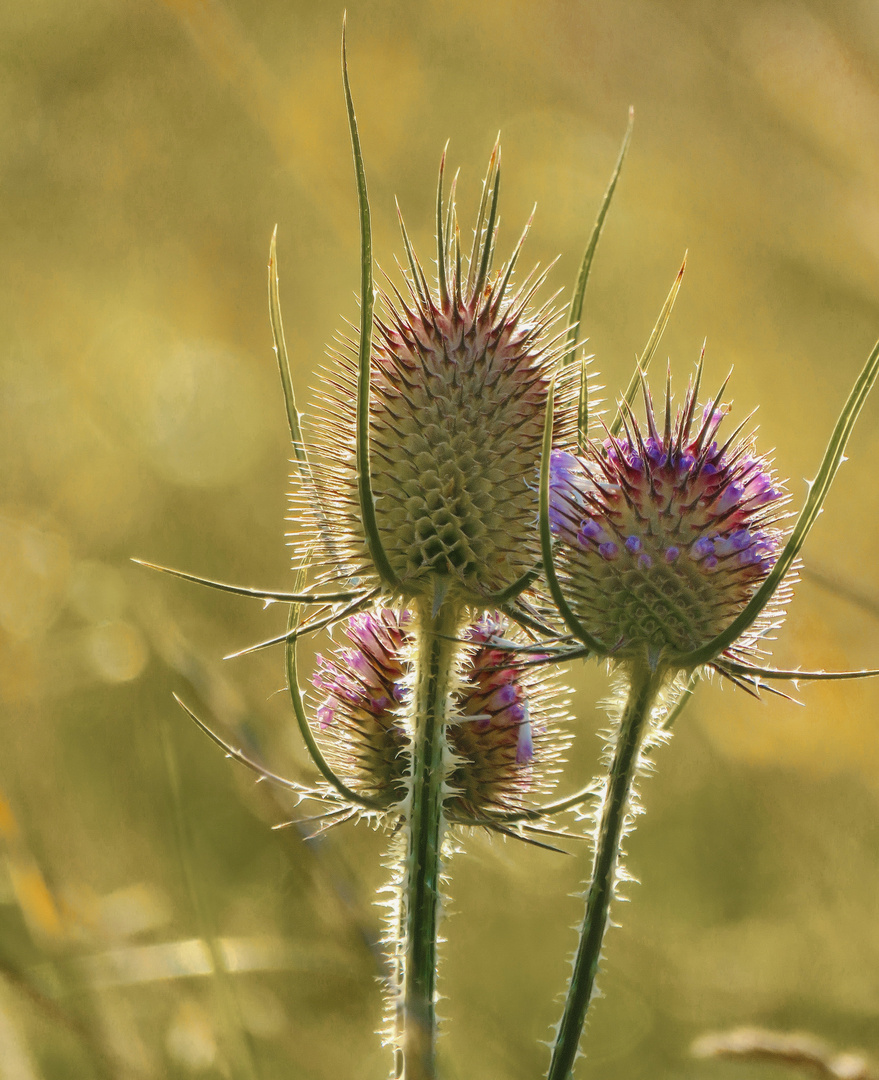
[549,366,793,674]
[311,609,567,821]
[299,148,572,606]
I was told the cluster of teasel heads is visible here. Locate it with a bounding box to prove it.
[138,26,879,1080]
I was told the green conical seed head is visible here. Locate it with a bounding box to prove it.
[299,149,571,606]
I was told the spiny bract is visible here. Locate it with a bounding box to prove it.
[312,609,566,821]
[297,147,572,606]
[549,366,792,673]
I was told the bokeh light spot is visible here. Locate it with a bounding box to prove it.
[141,341,270,488]
[86,620,148,684]
[166,1000,217,1072]
[0,514,70,641]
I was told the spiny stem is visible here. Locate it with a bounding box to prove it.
[547,663,663,1080]
[399,594,461,1080]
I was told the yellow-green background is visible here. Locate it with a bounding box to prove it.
[2,1,879,1076]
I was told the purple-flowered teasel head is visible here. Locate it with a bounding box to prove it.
[312,608,412,809]
[312,609,567,821]
[549,368,792,674]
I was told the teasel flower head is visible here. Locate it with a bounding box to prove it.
[294,143,572,610]
[312,609,411,810]
[446,616,569,821]
[311,609,568,825]
[546,362,794,679]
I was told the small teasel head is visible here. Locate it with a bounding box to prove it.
[444,616,569,821]
[312,608,567,824]
[312,609,412,810]
[296,146,573,608]
[547,361,793,675]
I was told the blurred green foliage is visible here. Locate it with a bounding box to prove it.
[2,0,879,1076]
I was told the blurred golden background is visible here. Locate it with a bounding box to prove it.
[2,0,879,1076]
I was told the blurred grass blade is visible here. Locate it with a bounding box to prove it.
[157,711,259,1080]
[342,19,399,590]
[804,565,879,621]
[81,936,324,988]
[0,984,42,1080]
[0,790,64,946]
[681,339,879,668]
[609,254,687,438]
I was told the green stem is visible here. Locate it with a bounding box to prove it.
[400,596,460,1080]
[546,664,663,1080]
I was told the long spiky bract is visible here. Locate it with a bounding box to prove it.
[130,559,366,605]
[609,254,687,439]
[564,108,633,368]
[157,706,260,1080]
[565,108,633,449]
[173,694,321,799]
[222,587,381,660]
[269,227,308,465]
[342,21,399,591]
[539,379,606,656]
